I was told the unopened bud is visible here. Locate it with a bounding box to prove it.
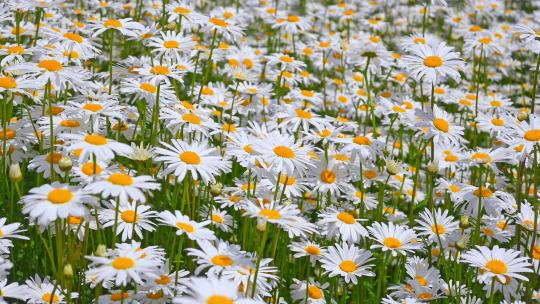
[517,111,529,121]
[210,183,223,196]
[167,22,177,30]
[59,156,72,172]
[456,234,470,250]
[9,163,22,182]
[460,215,470,229]
[282,199,292,205]
[63,264,73,277]
[256,218,267,232]
[95,244,107,257]
[386,159,402,175]
[427,161,439,174]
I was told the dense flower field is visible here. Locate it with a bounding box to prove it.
[1,0,540,303]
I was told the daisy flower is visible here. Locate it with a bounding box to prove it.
[100,201,157,241]
[21,183,95,227]
[318,208,369,243]
[158,210,216,241]
[254,132,313,175]
[187,240,244,275]
[369,222,420,256]
[86,245,158,286]
[147,31,196,61]
[415,105,465,145]
[461,245,533,283]
[86,172,160,204]
[401,41,464,83]
[0,218,28,253]
[154,139,230,184]
[62,133,133,162]
[174,273,258,304]
[91,18,143,38]
[320,242,374,284]
[415,208,459,244]
[289,240,326,265]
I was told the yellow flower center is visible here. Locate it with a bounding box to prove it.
[155,275,171,285]
[295,108,312,119]
[212,214,223,223]
[415,37,426,44]
[176,222,194,232]
[83,103,103,112]
[363,170,378,179]
[383,237,402,249]
[174,7,191,14]
[259,209,281,220]
[163,40,179,48]
[108,173,134,186]
[47,188,73,204]
[243,144,254,154]
[287,15,300,22]
[150,65,170,75]
[339,260,357,273]
[524,129,540,141]
[81,162,102,176]
[146,290,164,299]
[431,224,445,235]
[209,17,228,28]
[337,212,355,224]
[473,186,493,198]
[84,134,107,145]
[112,257,135,270]
[0,77,17,89]
[491,118,504,126]
[423,55,443,68]
[60,119,80,127]
[7,45,25,54]
[64,32,83,43]
[273,145,295,158]
[485,259,507,274]
[104,19,122,28]
[471,152,492,163]
[110,292,129,301]
[279,55,294,63]
[211,255,234,266]
[46,152,62,164]
[121,210,138,223]
[307,285,323,299]
[140,82,157,93]
[182,113,201,125]
[320,169,336,183]
[42,293,60,303]
[207,295,233,304]
[304,245,321,255]
[433,118,449,132]
[38,59,63,72]
[179,151,201,165]
[353,135,373,146]
[415,275,427,286]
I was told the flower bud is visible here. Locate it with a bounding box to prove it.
[459,215,470,229]
[256,218,267,232]
[282,199,292,206]
[427,161,439,174]
[386,159,402,175]
[9,163,22,182]
[517,111,529,122]
[59,156,72,172]
[456,234,470,250]
[95,244,107,257]
[63,264,73,277]
[167,22,177,30]
[210,182,223,196]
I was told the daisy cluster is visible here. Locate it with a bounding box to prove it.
[1,0,540,303]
